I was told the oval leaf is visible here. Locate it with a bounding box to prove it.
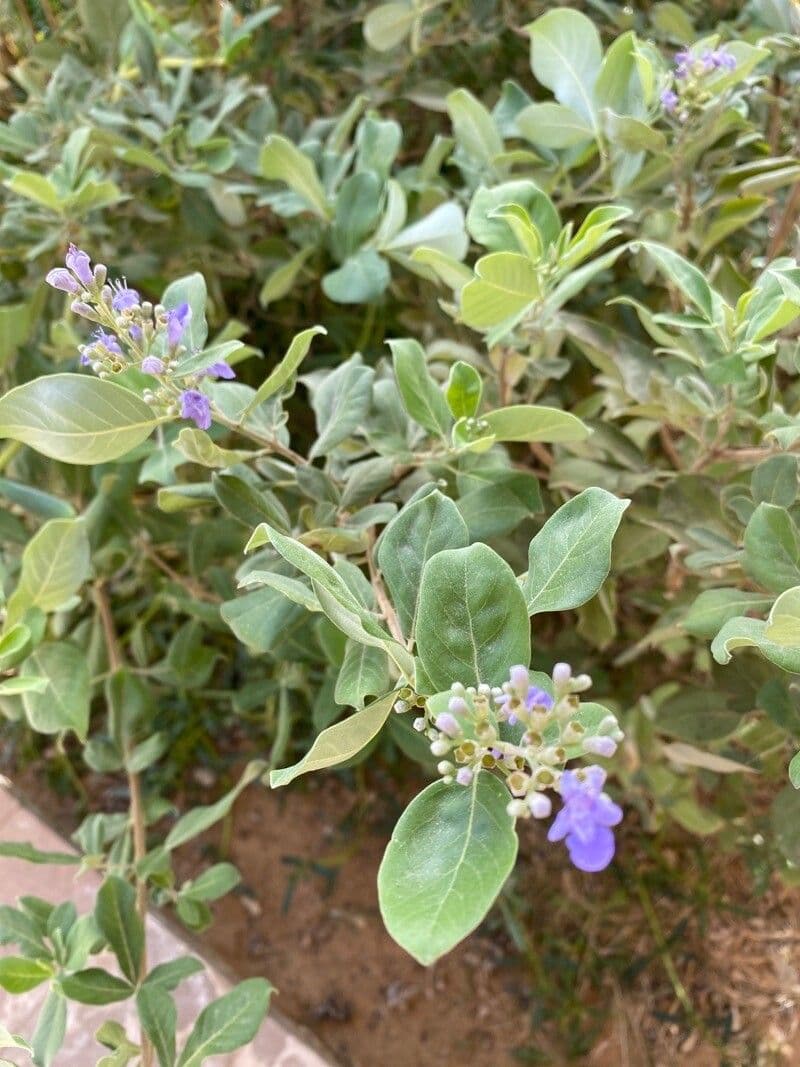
[378,773,518,964]
[0,375,159,463]
[416,543,530,690]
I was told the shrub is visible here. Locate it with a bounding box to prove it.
[1,0,800,1061]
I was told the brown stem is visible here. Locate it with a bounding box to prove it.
[213,411,307,466]
[767,178,800,262]
[528,442,553,469]
[138,539,221,603]
[366,534,406,646]
[659,426,682,470]
[93,584,154,1067]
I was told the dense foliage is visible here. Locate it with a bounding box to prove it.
[1,0,800,1062]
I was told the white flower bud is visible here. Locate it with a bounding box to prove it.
[527,792,552,819]
[412,717,426,732]
[583,736,617,758]
[430,739,451,757]
[393,699,409,714]
[510,665,529,691]
[572,673,592,692]
[450,682,465,696]
[448,696,467,715]
[437,761,455,776]
[506,799,529,818]
[552,662,572,686]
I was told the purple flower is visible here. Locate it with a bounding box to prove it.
[525,687,554,712]
[70,300,95,319]
[166,302,192,348]
[79,350,92,367]
[456,767,473,786]
[180,389,211,430]
[203,361,236,380]
[129,324,143,343]
[112,282,140,312]
[45,268,80,294]
[141,356,165,375]
[674,49,692,78]
[660,88,679,113]
[92,330,122,356]
[65,244,94,287]
[710,47,736,71]
[547,767,622,873]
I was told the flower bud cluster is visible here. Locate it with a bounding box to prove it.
[45,245,235,431]
[660,45,737,121]
[409,662,625,871]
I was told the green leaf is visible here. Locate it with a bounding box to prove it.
[460,252,540,332]
[743,503,800,594]
[240,326,326,418]
[165,761,266,851]
[181,863,241,903]
[5,172,61,212]
[378,773,518,965]
[137,985,177,1067]
[789,751,800,789]
[363,2,416,51]
[482,404,590,443]
[59,968,132,1005]
[322,249,391,304]
[32,989,66,1067]
[456,469,542,541]
[711,617,800,672]
[0,375,159,464]
[270,691,398,787]
[526,8,602,127]
[772,786,800,863]
[751,454,798,507]
[142,958,204,992]
[525,488,630,615]
[175,429,252,469]
[416,543,530,689]
[22,643,91,740]
[0,957,52,994]
[176,978,272,1067]
[765,586,800,646]
[378,489,469,638]
[0,676,48,696]
[0,841,78,865]
[446,88,503,167]
[308,354,374,457]
[638,241,718,322]
[516,102,595,148]
[5,517,90,628]
[445,361,482,419]
[389,338,451,438]
[260,134,330,219]
[95,877,143,985]
[682,588,773,638]
[334,641,391,708]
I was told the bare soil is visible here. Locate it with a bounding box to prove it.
[11,762,800,1066]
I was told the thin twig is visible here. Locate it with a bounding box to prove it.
[93,583,155,1067]
[366,533,405,646]
[767,178,800,261]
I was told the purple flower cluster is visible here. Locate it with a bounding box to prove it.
[674,45,736,79]
[547,767,623,873]
[45,245,239,435]
[414,663,625,873]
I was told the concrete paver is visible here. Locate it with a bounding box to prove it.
[0,782,334,1066]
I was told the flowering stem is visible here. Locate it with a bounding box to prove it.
[93,583,155,1067]
[212,409,308,466]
